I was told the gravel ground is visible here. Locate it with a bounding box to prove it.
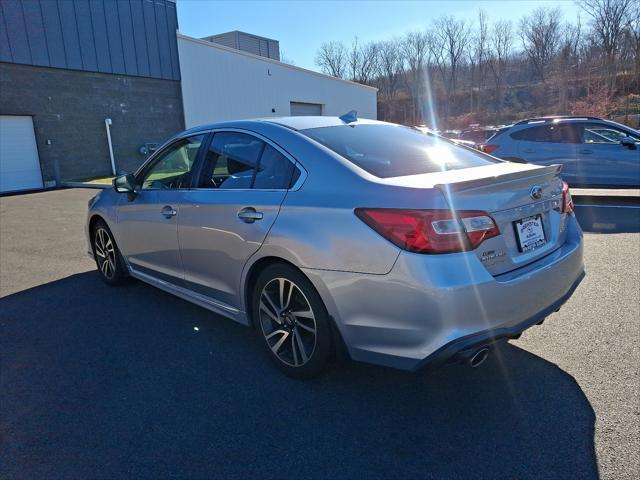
[1,188,638,479]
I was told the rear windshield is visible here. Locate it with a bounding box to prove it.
[301,124,500,178]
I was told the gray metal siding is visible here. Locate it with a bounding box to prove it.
[0,0,180,80]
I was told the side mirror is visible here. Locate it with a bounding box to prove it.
[113,173,137,194]
[620,137,637,149]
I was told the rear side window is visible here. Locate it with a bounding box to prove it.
[511,124,582,143]
[253,144,299,189]
[199,132,262,189]
[301,124,498,178]
[198,131,299,189]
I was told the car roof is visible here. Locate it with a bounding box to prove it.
[179,116,388,137]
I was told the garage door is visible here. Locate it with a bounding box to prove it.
[290,102,322,116]
[0,116,43,193]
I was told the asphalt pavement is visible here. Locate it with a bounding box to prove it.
[1,188,638,479]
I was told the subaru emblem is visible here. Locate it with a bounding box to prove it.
[530,185,543,200]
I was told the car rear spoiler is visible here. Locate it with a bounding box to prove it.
[434,164,562,193]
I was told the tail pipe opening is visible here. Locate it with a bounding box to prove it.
[469,347,490,368]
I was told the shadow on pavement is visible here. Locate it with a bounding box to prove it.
[1,272,598,479]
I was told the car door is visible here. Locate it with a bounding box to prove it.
[115,133,207,283]
[513,124,581,183]
[580,123,640,186]
[177,130,302,311]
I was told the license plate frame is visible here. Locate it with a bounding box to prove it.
[513,214,546,253]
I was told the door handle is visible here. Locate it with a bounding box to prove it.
[523,148,535,154]
[579,149,593,155]
[161,205,177,218]
[237,207,264,223]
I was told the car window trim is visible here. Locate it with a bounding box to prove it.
[134,131,211,191]
[192,127,307,192]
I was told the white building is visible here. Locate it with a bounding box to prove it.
[177,33,378,128]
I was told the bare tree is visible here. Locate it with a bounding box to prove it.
[315,41,347,78]
[357,41,380,85]
[468,10,489,112]
[580,0,634,78]
[401,31,431,124]
[376,39,405,120]
[488,20,513,110]
[621,0,639,91]
[519,7,562,81]
[434,15,472,121]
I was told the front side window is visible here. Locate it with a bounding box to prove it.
[583,123,640,144]
[301,124,498,178]
[198,132,299,189]
[140,135,205,190]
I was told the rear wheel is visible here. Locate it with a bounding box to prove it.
[92,220,128,285]
[252,263,332,378]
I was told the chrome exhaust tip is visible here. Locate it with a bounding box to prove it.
[469,347,490,368]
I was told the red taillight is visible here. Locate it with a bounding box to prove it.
[480,144,499,154]
[562,181,574,214]
[354,208,500,254]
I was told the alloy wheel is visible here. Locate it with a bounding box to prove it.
[94,227,116,280]
[258,277,317,367]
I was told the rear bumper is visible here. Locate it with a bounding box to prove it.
[303,216,584,371]
[412,270,584,370]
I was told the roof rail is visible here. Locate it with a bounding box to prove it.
[514,115,603,125]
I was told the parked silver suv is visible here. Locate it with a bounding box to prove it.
[86,117,584,378]
[482,116,640,187]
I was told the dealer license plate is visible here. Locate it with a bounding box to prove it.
[514,214,546,252]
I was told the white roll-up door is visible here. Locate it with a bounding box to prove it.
[290,102,322,116]
[0,116,43,193]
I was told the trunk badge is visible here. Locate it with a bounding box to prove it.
[530,185,543,200]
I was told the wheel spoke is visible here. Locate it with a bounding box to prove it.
[266,329,289,354]
[260,301,281,324]
[95,245,105,258]
[291,309,314,320]
[295,321,316,334]
[291,333,299,366]
[261,291,280,317]
[284,282,294,309]
[294,330,308,363]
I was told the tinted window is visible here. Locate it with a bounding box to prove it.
[301,124,498,178]
[253,144,299,189]
[511,124,581,143]
[140,135,205,190]
[199,132,263,189]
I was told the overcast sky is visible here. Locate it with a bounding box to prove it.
[177,0,581,71]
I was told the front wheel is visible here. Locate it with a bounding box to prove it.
[252,264,333,378]
[92,220,128,286]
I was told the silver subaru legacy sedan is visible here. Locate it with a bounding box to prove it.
[86,116,585,378]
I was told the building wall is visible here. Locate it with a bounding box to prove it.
[178,34,377,128]
[0,0,180,80]
[0,62,184,182]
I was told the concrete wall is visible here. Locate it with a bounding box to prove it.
[178,34,377,128]
[0,62,184,183]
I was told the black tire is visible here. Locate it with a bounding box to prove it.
[92,219,128,286]
[252,263,333,379]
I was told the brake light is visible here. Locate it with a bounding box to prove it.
[354,208,500,254]
[480,144,499,154]
[562,181,574,214]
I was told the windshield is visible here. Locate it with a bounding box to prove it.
[301,124,500,178]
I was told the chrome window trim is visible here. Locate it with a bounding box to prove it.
[195,127,307,192]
